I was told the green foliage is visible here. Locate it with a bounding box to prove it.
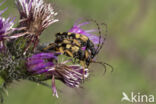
[0,77,4,86]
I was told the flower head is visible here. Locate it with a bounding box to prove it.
[26,52,89,98]
[16,0,58,32]
[0,0,15,51]
[69,21,103,45]
[49,64,89,98]
[26,52,58,73]
[15,0,59,53]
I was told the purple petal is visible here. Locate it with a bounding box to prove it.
[0,0,6,6]
[36,68,50,74]
[28,0,33,12]
[0,8,7,15]
[69,21,103,45]
[52,76,59,98]
[69,65,89,78]
[28,62,54,72]
[27,59,44,66]
[0,19,3,29]
[81,47,86,51]
[30,53,56,59]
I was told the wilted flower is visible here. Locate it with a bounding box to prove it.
[26,52,89,98]
[15,0,59,52]
[0,0,15,52]
[49,64,89,98]
[69,21,103,45]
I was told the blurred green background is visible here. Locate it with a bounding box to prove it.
[1,0,156,104]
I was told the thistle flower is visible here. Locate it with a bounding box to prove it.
[49,64,89,98]
[26,52,59,73]
[15,0,59,52]
[0,0,15,52]
[69,21,103,45]
[26,52,89,98]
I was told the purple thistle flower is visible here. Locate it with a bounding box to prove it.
[69,21,103,45]
[26,52,89,98]
[0,0,15,52]
[26,52,58,73]
[49,64,89,98]
[14,0,59,53]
